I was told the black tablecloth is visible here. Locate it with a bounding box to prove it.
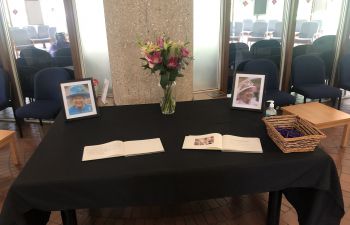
[0,99,344,225]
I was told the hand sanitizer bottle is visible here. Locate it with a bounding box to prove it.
[265,100,277,117]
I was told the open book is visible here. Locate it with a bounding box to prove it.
[182,133,263,153]
[82,138,164,161]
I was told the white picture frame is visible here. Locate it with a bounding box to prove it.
[231,73,266,111]
[60,79,99,121]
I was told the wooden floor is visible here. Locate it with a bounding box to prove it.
[1,99,350,225]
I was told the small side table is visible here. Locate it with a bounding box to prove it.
[0,130,20,165]
[282,102,350,147]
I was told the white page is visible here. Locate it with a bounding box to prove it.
[182,133,222,150]
[123,138,164,156]
[82,141,124,161]
[222,135,263,153]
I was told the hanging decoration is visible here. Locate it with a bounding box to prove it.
[12,9,18,15]
[243,0,249,7]
[272,0,277,4]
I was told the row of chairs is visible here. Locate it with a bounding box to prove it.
[231,20,320,44]
[10,26,56,50]
[16,47,73,100]
[231,52,350,109]
[229,35,337,80]
[0,67,73,137]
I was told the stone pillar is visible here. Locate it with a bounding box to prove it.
[104,0,193,105]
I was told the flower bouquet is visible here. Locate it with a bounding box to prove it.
[139,35,192,114]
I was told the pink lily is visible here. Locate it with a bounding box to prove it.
[145,51,162,65]
[181,47,190,57]
[167,57,179,69]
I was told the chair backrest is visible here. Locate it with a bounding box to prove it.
[49,27,57,41]
[20,48,52,69]
[53,56,73,67]
[0,68,10,109]
[10,29,32,46]
[292,44,312,59]
[339,54,350,85]
[273,22,283,38]
[243,59,279,90]
[16,65,39,98]
[268,20,279,32]
[233,22,243,36]
[319,50,335,80]
[24,26,37,39]
[295,20,307,33]
[251,21,268,37]
[299,22,319,38]
[243,19,253,31]
[312,35,336,53]
[34,67,72,101]
[37,25,50,38]
[292,55,325,87]
[229,42,250,69]
[54,47,72,57]
[250,40,281,56]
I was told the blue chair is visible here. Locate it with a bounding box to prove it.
[20,47,52,70]
[0,68,22,136]
[312,35,336,53]
[247,21,268,44]
[15,68,72,136]
[338,54,350,91]
[229,42,250,70]
[250,40,281,68]
[230,22,243,42]
[271,22,283,41]
[291,55,341,108]
[295,22,319,44]
[242,19,253,33]
[292,45,312,60]
[242,59,295,107]
[53,47,73,67]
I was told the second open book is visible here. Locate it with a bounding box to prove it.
[182,133,263,153]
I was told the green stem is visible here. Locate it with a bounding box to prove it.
[161,82,176,114]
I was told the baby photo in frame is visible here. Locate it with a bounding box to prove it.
[60,79,98,121]
[231,73,265,111]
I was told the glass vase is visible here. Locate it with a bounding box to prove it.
[160,81,176,115]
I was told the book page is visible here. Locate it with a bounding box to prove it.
[222,135,263,153]
[182,133,222,150]
[124,138,164,156]
[82,141,124,161]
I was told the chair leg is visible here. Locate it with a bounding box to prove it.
[39,119,43,126]
[11,106,23,138]
[319,99,321,103]
[338,97,342,110]
[304,97,307,103]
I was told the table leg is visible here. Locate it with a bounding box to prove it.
[9,138,20,165]
[266,191,282,225]
[341,124,350,147]
[61,210,77,225]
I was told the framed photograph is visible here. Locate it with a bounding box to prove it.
[231,73,266,111]
[60,79,99,121]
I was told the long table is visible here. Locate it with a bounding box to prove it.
[0,99,345,225]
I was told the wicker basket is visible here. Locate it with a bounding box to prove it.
[262,115,326,153]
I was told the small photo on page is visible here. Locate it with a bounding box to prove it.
[194,136,215,146]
